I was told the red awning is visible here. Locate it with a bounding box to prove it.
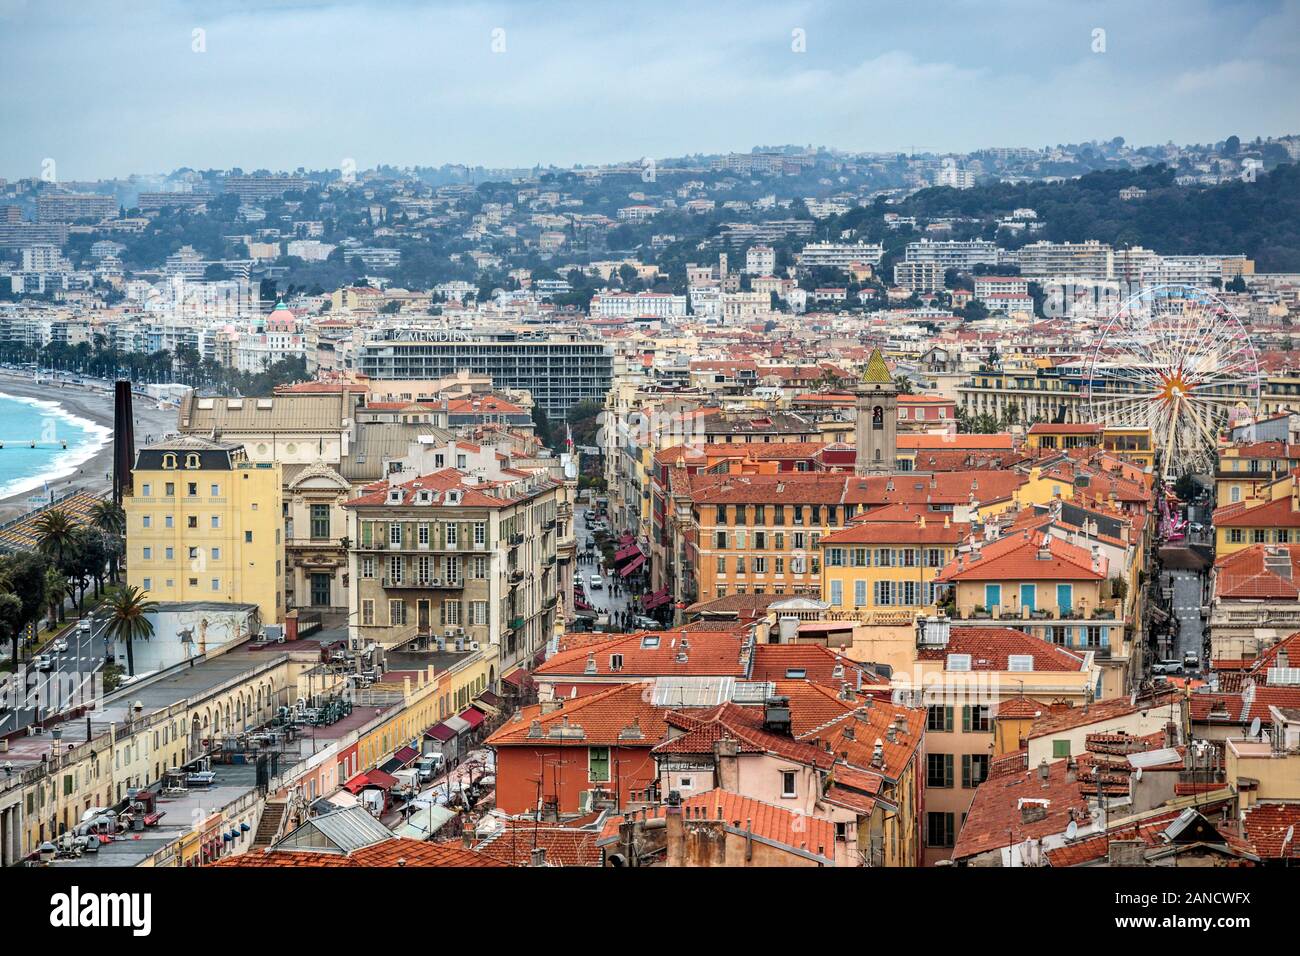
[344,769,399,793]
[457,707,486,729]
[642,586,671,610]
[619,554,646,577]
[613,544,642,563]
[618,533,635,545]
[394,745,420,764]
[424,723,457,742]
[502,669,531,689]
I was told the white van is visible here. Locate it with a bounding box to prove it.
[589,574,604,591]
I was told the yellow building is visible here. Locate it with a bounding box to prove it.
[1214,471,1300,556]
[820,505,969,619]
[126,437,284,624]
[1101,427,1155,469]
[1214,441,1300,508]
[1025,422,1102,453]
[933,529,1125,679]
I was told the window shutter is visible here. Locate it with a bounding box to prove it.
[961,705,971,733]
[961,754,971,789]
[944,706,953,732]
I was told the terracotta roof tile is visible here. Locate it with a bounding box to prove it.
[487,683,670,748]
[917,628,1087,672]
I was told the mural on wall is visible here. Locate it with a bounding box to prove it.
[109,604,260,672]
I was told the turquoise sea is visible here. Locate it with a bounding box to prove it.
[0,392,110,500]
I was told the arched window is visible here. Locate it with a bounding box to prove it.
[872,406,884,431]
[162,454,178,469]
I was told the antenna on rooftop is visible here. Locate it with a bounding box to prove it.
[1064,819,1077,841]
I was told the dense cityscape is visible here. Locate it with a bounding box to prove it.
[0,1,1297,933]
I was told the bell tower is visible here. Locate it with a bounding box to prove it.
[855,348,897,475]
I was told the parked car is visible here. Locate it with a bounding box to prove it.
[631,615,659,630]
[589,574,605,590]
[1152,659,1184,675]
[1183,653,1201,669]
[416,754,444,782]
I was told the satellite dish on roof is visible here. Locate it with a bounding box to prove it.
[1065,820,1077,840]
[1250,716,1262,739]
[1284,825,1295,849]
[1134,767,1142,781]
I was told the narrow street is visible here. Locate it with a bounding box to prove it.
[572,501,637,627]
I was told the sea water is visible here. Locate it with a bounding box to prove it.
[0,392,111,500]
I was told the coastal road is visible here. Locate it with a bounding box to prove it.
[0,617,109,734]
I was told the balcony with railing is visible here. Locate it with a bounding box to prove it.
[381,576,465,590]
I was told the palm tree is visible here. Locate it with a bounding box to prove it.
[44,566,68,625]
[89,499,125,537]
[33,508,76,567]
[88,501,126,582]
[96,585,158,677]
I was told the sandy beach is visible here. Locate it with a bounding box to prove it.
[0,371,180,522]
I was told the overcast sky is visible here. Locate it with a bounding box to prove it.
[2,0,1298,180]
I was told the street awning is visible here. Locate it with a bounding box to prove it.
[425,723,457,742]
[444,714,472,735]
[643,586,671,610]
[619,554,646,576]
[343,769,399,793]
[618,533,635,545]
[380,745,421,773]
[502,668,532,690]
[396,804,458,841]
[614,544,642,563]
[475,690,504,712]
[457,707,485,729]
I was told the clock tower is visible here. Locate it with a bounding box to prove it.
[855,348,897,475]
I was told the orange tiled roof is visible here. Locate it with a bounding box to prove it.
[1028,691,1178,740]
[952,759,1091,861]
[1215,546,1300,600]
[597,788,837,862]
[534,630,747,680]
[916,628,1087,672]
[213,838,506,867]
[1242,803,1300,859]
[473,824,601,866]
[935,529,1106,583]
[487,682,670,748]
[750,644,873,689]
[1214,494,1300,528]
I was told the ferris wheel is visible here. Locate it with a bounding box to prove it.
[1084,283,1260,477]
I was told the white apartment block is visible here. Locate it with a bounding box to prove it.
[973,275,1030,299]
[798,241,885,270]
[745,244,776,275]
[590,291,687,319]
[1016,240,1113,281]
[894,259,946,294]
[904,238,1000,271]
